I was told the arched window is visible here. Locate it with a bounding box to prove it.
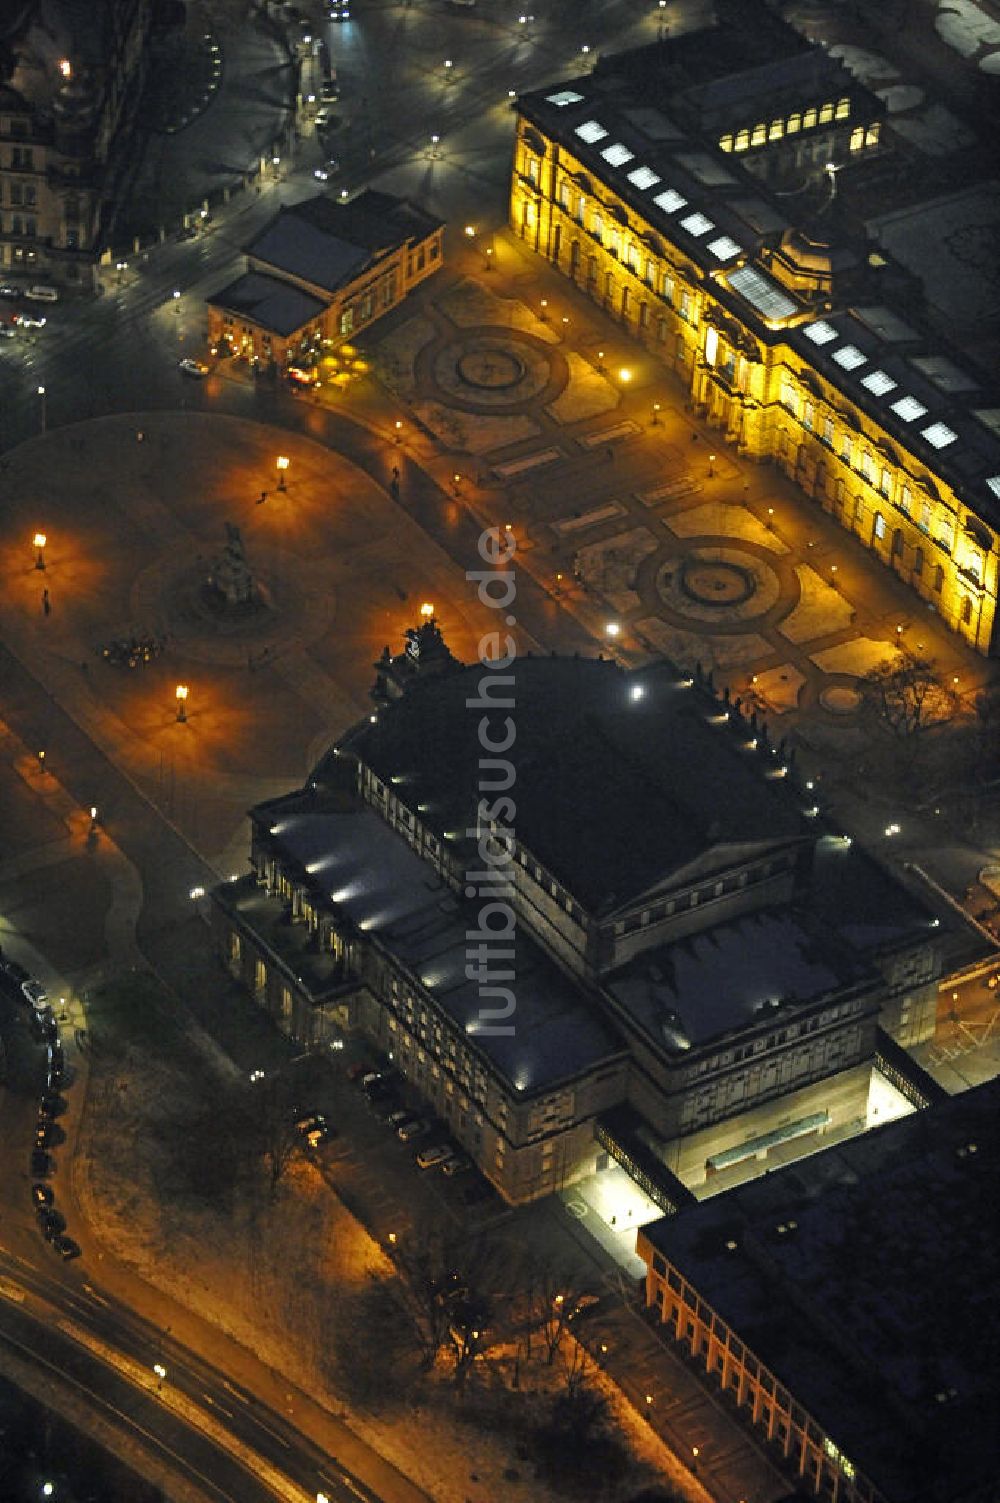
[891,528,904,556]
[961,597,973,625]
[874,512,886,541]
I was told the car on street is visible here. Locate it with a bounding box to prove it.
[566,1294,602,1324]
[386,1108,414,1128]
[35,1121,58,1149]
[303,1121,334,1148]
[398,1117,430,1143]
[21,979,48,1011]
[328,2,350,20]
[30,1007,58,1043]
[31,1182,53,1208]
[178,358,208,378]
[313,159,340,181]
[25,284,59,302]
[14,312,46,329]
[37,1207,66,1241]
[53,1234,81,1261]
[415,1144,451,1170]
[362,1070,397,1095]
[30,1149,51,1177]
[0,284,20,299]
[0,326,16,339]
[442,1153,472,1177]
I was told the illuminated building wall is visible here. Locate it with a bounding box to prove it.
[510,62,1000,655]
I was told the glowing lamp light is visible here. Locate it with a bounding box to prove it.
[464,224,476,237]
[420,602,435,618]
[618,367,632,383]
[175,683,189,722]
[605,621,621,638]
[59,59,72,78]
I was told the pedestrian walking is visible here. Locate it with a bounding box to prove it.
[257,490,268,505]
[42,588,51,616]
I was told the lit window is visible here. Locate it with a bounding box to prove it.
[921,421,957,449]
[819,102,834,123]
[707,234,741,261]
[547,89,584,106]
[866,123,881,146]
[601,142,635,167]
[833,345,866,370]
[705,326,718,366]
[861,370,896,396]
[891,395,928,422]
[804,320,837,345]
[680,211,714,237]
[786,113,801,133]
[850,126,865,151]
[734,129,750,151]
[593,212,603,237]
[627,165,661,190]
[803,108,817,129]
[880,467,892,498]
[769,119,783,140]
[900,485,911,515]
[719,134,733,152]
[986,477,1000,500]
[575,120,608,144]
[654,188,687,214]
[836,97,850,119]
[751,123,766,145]
[874,513,886,540]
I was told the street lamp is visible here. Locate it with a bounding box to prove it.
[652,402,661,426]
[443,58,454,82]
[394,419,403,443]
[606,621,621,638]
[618,367,632,385]
[89,805,99,834]
[429,133,440,158]
[33,531,47,569]
[276,455,290,490]
[420,602,435,619]
[175,684,189,722]
[153,1362,167,1391]
[37,385,46,433]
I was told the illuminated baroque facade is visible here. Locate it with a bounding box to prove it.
[510,35,1000,655]
[0,0,153,290]
[212,627,953,1206]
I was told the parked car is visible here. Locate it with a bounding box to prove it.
[566,1294,603,1324]
[31,1182,54,1208]
[312,159,340,181]
[415,1144,452,1170]
[35,1121,58,1149]
[398,1118,430,1143]
[25,284,59,303]
[442,1153,472,1177]
[303,1121,334,1148]
[21,979,48,1011]
[178,358,208,378]
[0,326,16,339]
[30,1007,58,1043]
[37,1207,66,1241]
[386,1109,414,1128]
[53,1234,81,1261]
[0,284,20,299]
[15,312,46,329]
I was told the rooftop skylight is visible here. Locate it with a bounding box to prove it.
[546,90,584,107]
[601,142,635,167]
[920,421,957,450]
[653,188,687,214]
[860,370,897,397]
[708,235,742,261]
[988,477,1000,500]
[891,395,929,422]
[804,321,837,345]
[728,264,797,321]
[575,120,608,144]
[680,211,714,237]
[627,165,661,191]
[832,345,866,371]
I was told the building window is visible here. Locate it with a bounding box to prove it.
[850,126,865,151]
[734,129,750,152]
[961,597,973,625]
[769,119,783,140]
[933,562,943,591]
[645,257,655,287]
[593,212,603,239]
[576,194,586,223]
[680,289,692,321]
[891,528,904,557]
[880,467,892,499]
[803,107,818,129]
[527,156,539,184]
[836,97,850,119]
[919,500,932,533]
[560,181,570,210]
[913,547,924,577]
[938,519,954,553]
[866,123,881,146]
[719,134,733,152]
[787,112,801,133]
[662,272,674,304]
[822,416,834,447]
[900,484,911,516]
[803,400,814,432]
[751,122,766,146]
[861,452,875,484]
[781,379,797,415]
[819,102,834,123]
[340,308,354,335]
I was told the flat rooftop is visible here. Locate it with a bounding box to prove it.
[641,1079,1000,1503]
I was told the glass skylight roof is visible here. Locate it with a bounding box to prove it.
[910,355,978,394]
[804,321,837,345]
[601,142,635,167]
[708,235,741,261]
[627,165,661,191]
[891,395,928,422]
[921,422,957,450]
[832,345,866,371]
[680,211,714,237]
[653,188,687,214]
[575,120,608,144]
[988,477,1000,500]
[861,370,897,397]
[727,265,797,322]
[547,90,584,107]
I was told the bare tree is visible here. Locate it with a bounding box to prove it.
[857,652,959,741]
[239,1073,304,1198]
